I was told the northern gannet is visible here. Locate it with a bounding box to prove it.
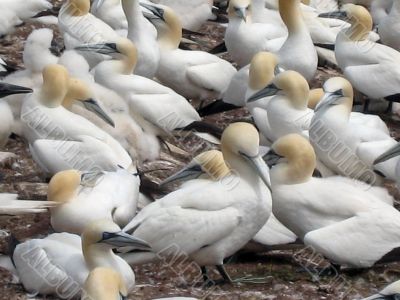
[265,134,399,268]
[123,123,272,282]
[361,280,400,300]
[374,143,400,188]
[13,220,151,297]
[310,76,398,185]
[58,0,120,68]
[160,149,297,249]
[0,82,33,165]
[142,3,237,106]
[48,169,139,235]
[21,64,134,174]
[321,4,400,107]
[75,38,220,142]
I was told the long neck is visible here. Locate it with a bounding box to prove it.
[62,95,74,109]
[40,86,64,108]
[279,0,306,33]
[222,149,262,188]
[64,0,90,16]
[102,55,135,75]
[83,245,118,271]
[159,16,182,49]
[122,0,144,32]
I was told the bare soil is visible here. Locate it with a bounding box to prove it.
[0,1,400,299]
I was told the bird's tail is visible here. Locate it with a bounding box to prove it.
[179,121,223,144]
[0,195,56,215]
[197,99,240,117]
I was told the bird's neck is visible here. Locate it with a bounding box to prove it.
[346,17,372,41]
[64,0,90,16]
[271,155,315,185]
[279,0,306,33]
[39,88,64,108]
[83,245,118,271]
[122,0,144,30]
[62,95,75,109]
[158,18,182,50]
[103,57,135,75]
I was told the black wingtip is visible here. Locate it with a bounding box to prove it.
[314,43,335,51]
[197,100,240,117]
[8,234,21,267]
[180,121,223,139]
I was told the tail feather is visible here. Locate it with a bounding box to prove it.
[180,121,222,140]
[197,99,240,117]
[0,197,56,215]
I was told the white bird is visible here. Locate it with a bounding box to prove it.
[374,143,400,188]
[48,168,139,235]
[75,38,220,143]
[3,28,58,135]
[12,219,151,297]
[361,280,400,300]
[379,0,400,51]
[160,149,297,248]
[122,122,272,282]
[0,82,33,165]
[224,0,286,67]
[265,134,399,268]
[91,0,128,31]
[310,76,399,185]
[0,192,55,215]
[0,0,52,36]
[142,3,237,105]
[371,0,393,26]
[58,0,120,68]
[322,4,400,109]
[21,64,134,175]
[148,0,213,31]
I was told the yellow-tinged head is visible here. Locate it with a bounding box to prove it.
[307,88,324,110]
[279,0,303,30]
[273,71,310,109]
[63,78,93,109]
[47,170,81,203]
[342,4,372,40]
[195,150,231,180]
[66,0,90,16]
[270,134,316,184]
[221,122,260,159]
[40,64,70,107]
[249,52,279,90]
[82,267,127,300]
[228,0,252,22]
[315,77,354,114]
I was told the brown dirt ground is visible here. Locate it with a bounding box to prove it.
[1,1,400,299]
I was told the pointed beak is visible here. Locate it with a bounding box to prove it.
[374,143,400,165]
[0,82,33,98]
[159,164,203,186]
[274,65,285,76]
[247,83,281,103]
[318,11,348,20]
[82,98,115,127]
[236,7,247,22]
[102,231,152,250]
[241,152,271,190]
[314,92,338,112]
[75,43,118,55]
[263,149,283,169]
[140,3,165,21]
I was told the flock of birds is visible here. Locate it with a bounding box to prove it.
[0,0,400,299]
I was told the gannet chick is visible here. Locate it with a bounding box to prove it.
[48,169,139,235]
[82,267,128,300]
[379,0,400,51]
[123,123,272,283]
[160,149,297,248]
[265,134,399,268]
[0,82,33,165]
[361,280,400,300]
[0,0,52,36]
[75,38,220,142]
[13,219,151,297]
[142,3,236,105]
[58,0,120,67]
[321,4,400,107]
[310,76,399,185]
[21,64,134,175]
